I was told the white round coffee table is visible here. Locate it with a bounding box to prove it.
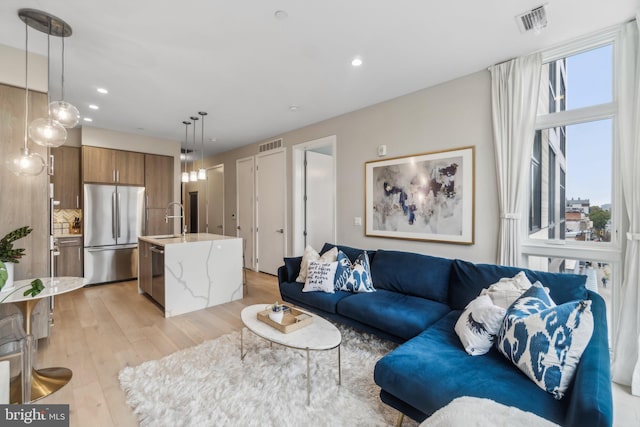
[240,304,342,405]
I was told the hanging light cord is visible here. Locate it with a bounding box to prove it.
[183,121,191,175]
[61,29,66,100]
[46,19,51,115]
[191,116,199,173]
[23,19,29,151]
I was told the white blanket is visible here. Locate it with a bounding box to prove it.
[420,396,560,427]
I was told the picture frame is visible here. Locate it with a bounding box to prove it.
[365,146,475,244]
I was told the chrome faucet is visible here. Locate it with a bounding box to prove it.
[165,201,187,236]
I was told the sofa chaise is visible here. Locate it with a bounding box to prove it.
[277,243,613,427]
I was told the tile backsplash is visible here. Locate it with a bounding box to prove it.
[53,209,83,235]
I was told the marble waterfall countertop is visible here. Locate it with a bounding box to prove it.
[139,232,237,247]
[138,233,244,317]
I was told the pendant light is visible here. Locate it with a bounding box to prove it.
[5,15,46,176]
[197,112,207,180]
[20,9,67,147]
[181,121,191,183]
[189,116,199,182]
[49,24,80,128]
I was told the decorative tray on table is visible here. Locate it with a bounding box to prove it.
[257,305,313,333]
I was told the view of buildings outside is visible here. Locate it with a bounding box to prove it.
[528,43,614,340]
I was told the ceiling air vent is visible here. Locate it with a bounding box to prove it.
[516,5,548,34]
[259,138,283,153]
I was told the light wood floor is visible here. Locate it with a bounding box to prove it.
[36,271,640,427]
[37,270,281,427]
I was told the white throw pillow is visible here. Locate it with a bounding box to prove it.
[296,246,338,283]
[480,271,532,309]
[302,261,338,293]
[455,294,507,356]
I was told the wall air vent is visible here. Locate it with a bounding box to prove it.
[516,5,548,34]
[259,138,283,153]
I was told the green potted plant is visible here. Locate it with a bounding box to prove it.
[0,226,44,302]
[0,226,33,292]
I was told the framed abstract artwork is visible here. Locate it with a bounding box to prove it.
[365,146,475,244]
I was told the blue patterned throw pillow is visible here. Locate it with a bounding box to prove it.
[497,282,593,399]
[334,250,375,293]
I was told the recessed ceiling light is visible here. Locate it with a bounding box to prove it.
[289,105,300,112]
[88,104,99,110]
[351,57,363,67]
[274,10,288,20]
[83,117,93,122]
[96,88,108,94]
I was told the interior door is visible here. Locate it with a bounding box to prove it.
[305,150,335,250]
[256,150,285,275]
[206,165,225,235]
[236,157,255,269]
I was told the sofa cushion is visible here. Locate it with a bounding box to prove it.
[320,242,376,264]
[296,246,338,283]
[454,294,506,356]
[373,311,567,425]
[283,257,303,282]
[448,259,587,310]
[497,283,594,400]
[279,281,352,314]
[370,250,452,303]
[302,260,338,293]
[334,251,376,293]
[336,289,450,341]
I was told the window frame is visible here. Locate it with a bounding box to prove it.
[521,28,622,266]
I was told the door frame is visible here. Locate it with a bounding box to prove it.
[292,135,337,255]
[206,163,225,235]
[256,147,287,272]
[236,156,256,271]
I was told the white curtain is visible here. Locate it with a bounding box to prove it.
[612,18,640,396]
[489,53,542,267]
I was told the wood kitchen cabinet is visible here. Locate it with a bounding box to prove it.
[82,146,144,186]
[144,154,174,236]
[145,154,173,207]
[55,236,83,277]
[51,146,81,209]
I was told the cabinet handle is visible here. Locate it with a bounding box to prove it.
[113,169,116,182]
[76,195,80,209]
[78,247,81,261]
[116,170,120,182]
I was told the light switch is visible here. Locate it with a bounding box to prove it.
[354,217,362,226]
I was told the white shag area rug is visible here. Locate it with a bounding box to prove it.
[119,325,419,427]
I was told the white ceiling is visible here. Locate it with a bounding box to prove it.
[0,1,638,156]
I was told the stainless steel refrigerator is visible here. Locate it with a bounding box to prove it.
[84,183,145,284]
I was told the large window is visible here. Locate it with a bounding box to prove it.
[523,34,621,344]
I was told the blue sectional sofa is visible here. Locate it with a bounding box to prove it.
[277,243,613,427]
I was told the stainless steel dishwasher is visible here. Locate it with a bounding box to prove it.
[150,246,166,307]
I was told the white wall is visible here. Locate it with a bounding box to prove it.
[0,44,47,92]
[200,70,499,264]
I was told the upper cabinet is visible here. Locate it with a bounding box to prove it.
[82,146,144,186]
[51,146,81,209]
[145,154,174,208]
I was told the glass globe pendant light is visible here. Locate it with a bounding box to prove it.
[197,111,207,180]
[189,116,199,182]
[6,17,45,176]
[26,12,66,148]
[49,22,80,128]
[181,121,191,183]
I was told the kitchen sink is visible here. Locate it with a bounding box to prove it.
[149,234,182,239]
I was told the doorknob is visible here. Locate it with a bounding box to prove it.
[276,229,284,233]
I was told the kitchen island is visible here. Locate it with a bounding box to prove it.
[138,233,243,317]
